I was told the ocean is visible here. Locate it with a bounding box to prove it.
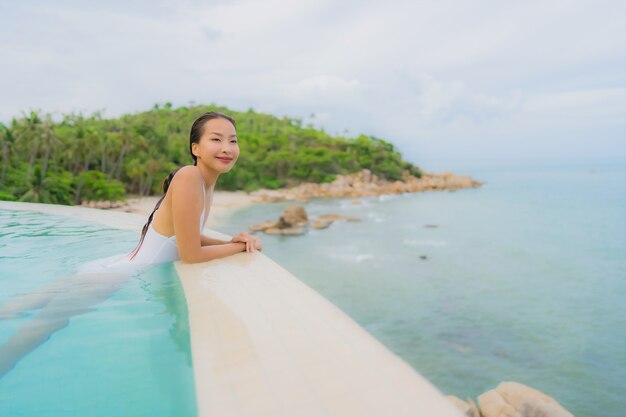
[218,156,626,417]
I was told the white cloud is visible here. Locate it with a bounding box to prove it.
[283,75,360,99]
[0,0,624,160]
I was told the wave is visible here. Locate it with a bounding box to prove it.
[366,212,387,223]
[328,252,375,263]
[403,239,447,247]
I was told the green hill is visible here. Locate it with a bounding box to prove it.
[0,103,423,204]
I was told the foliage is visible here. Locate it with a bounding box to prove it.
[0,103,423,204]
[75,170,126,202]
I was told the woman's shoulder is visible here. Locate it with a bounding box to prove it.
[170,165,202,188]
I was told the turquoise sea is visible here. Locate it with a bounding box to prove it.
[218,156,626,417]
[1,156,623,416]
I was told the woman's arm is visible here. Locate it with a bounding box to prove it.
[171,167,246,263]
[201,234,229,246]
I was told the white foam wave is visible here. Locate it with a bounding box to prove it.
[329,252,375,263]
[366,212,387,223]
[403,239,448,247]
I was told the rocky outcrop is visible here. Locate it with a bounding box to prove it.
[447,382,574,417]
[310,214,361,229]
[250,169,482,203]
[80,200,126,209]
[250,205,361,235]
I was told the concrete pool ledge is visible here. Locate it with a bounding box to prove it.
[1,202,462,417]
[0,201,147,232]
[176,234,462,417]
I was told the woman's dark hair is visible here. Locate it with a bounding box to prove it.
[128,111,237,260]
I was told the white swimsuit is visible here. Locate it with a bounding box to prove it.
[76,181,208,275]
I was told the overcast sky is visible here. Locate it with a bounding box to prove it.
[1,0,624,169]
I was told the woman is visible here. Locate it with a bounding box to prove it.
[76,111,262,275]
[128,111,262,265]
[0,111,261,377]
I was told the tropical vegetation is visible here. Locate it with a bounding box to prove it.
[0,103,422,204]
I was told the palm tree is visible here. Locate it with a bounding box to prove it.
[19,165,52,203]
[0,123,15,183]
[40,114,61,178]
[12,111,44,175]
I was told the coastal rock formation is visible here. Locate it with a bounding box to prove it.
[250,205,361,235]
[250,169,482,203]
[310,214,361,229]
[281,205,308,226]
[448,382,574,417]
[480,382,574,417]
[80,200,126,209]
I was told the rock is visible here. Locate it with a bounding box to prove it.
[424,224,438,228]
[310,218,333,229]
[419,255,427,260]
[351,199,362,204]
[249,169,482,203]
[250,205,361,236]
[478,389,517,417]
[316,214,361,222]
[265,226,305,235]
[282,205,308,225]
[80,199,126,209]
[310,214,361,229]
[496,382,574,417]
[249,220,278,232]
[478,382,574,417]
[275,216,292,229]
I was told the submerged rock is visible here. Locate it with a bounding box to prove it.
[264,226,305,235]
[250,205,361,235]
[310,214,361,229]
[249,220,278,232]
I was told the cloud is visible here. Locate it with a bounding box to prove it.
[0,0,624,160]
[282,75,360,99]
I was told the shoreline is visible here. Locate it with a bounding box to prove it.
[96,169,482,227]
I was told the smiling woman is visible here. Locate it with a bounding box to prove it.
[0,111,263,378]
[127,111,261,265]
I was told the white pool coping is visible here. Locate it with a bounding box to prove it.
[1,201,462,417]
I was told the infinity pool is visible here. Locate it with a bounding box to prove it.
[0,209,197,416]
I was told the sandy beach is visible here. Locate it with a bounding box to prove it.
[108,190,264,229]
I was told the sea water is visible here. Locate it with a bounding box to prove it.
[0,210,197,417]
[218,156,626,417]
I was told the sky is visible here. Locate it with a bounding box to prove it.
[1,0,625,169]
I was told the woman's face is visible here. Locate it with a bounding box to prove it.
[194,117,239,172]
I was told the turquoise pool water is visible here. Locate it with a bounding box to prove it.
[219,157,626,417]
[0,210,197,417]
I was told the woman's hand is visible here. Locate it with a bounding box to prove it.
[230,232,263,253]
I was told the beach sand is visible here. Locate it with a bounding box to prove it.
[109,190,264,229]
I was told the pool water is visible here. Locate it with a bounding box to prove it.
[0,209,197,417]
